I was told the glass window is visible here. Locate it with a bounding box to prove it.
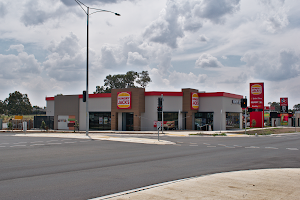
[226,112,240,130]
[195,112,214,131]
[158,112,178,130]
[89,112,111,130]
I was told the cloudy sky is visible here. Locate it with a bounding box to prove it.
[0,0,299,108]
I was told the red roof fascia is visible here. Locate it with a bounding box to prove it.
[45,97,54,101]
[145,91,183,96]
[78,93,111,98]
[198,92,243,99]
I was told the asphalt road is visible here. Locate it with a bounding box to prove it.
[0,133,299,200]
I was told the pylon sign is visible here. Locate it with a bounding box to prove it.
[280,97,288,113]
[250,83,264,128]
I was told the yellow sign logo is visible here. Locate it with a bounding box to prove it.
[251,84,262,95]
[191,93,199,110]
[117,92,131,109]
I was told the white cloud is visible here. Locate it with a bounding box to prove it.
[8,44,25,53]
[127,52,147,66]
[198,35,208,42]
[143,0,241,48]
[241,49,300,81]
[169,71,207,85]
[222,56,227,59]
[0,2,7,18]
[43,33,88,82]
[0,45,41,79]
[192,0,241,24]
[195,53,224,68]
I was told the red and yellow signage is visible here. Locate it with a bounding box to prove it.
[250,83,264,109]
[117,92,131,109]
[250,83,264,128]
[191,93,199,110]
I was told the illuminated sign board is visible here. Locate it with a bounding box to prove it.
[117,92,131,109]
[191,93,199,110]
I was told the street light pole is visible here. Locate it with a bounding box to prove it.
[75,0,120,136]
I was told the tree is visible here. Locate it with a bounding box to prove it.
[293,104,300,111]
[136,71,152,88]
[95,70,151,93]
[0,100,6,114]
[4,91,32,115]
[270,102,280,112]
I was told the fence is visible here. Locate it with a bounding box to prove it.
[3,119,34,130]
[34,116,54,130]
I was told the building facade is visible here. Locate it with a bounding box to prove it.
[46,88,243,131]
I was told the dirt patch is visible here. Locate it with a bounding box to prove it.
[230,128,300,135]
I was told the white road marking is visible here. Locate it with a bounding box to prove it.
[48,143,62,145]
[30,144,45,146]
[218,144,226,146]
[30,141,44,143]
[10,145,26,147]
[46,140,58,142]
[245,146,260,149]
[189,145,198,146]
[14,142,27,144]
[203,143,210,145]
[265,147,278,149]
[233,145,243,147]
[61,139,73,141]
[64,142,76,144]
[286,148,298,151]
[79,141,89,142]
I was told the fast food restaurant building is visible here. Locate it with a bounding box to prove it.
[45,88,243,131]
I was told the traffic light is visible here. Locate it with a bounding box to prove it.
[157,97,162,112]
[241,98,247,108]
[83,91,86,102]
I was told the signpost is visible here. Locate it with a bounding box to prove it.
[250,83,264,128]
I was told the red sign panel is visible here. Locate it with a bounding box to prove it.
[250,83,264,109]
[250,83,264,128]
[280,97,288,106]
[117,92,131,109]
[191,93,199,110]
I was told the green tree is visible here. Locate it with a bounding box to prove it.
[293,104,300,111]
[0,100,6,114]
[270,102,280,112]
[95,70,151,93]
[4,91,32,115]
[136,71,152,88]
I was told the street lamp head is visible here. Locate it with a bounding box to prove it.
[115,13,121,16]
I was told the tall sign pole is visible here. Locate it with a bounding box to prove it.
[86,6,89,136]
[161,94,164,134]
[250,83,264,128]
[245,96,247,134]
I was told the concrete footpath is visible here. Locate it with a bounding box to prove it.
[96,168,300,200]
